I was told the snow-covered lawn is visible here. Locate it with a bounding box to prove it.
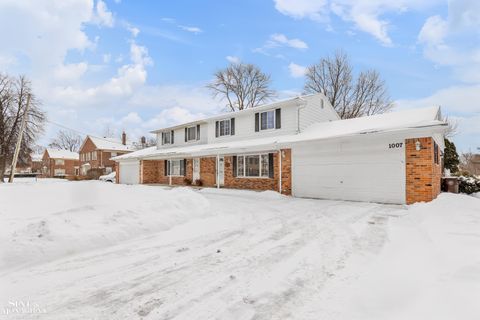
[0,179,479,319]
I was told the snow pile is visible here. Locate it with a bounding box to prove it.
[0,180,210,271]
[321,193,480,320]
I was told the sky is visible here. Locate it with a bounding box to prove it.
[0,0,478,152]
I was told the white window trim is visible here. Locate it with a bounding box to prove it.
[186,126,197,142]
[259,110,276,131]
[218,119,231,137]
[236,153,270,178]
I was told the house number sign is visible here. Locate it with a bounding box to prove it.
[389,142,403,148]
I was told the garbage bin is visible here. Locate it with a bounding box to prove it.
[442,177,459,193]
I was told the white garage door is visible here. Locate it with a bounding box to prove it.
[119,161,140,185]
[292,137,405,204]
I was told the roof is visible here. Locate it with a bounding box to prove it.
[46,148,79,160]
[113,106,447,161]
[151,93,330,133]
[85,135,135,152]
[31,154,43,162]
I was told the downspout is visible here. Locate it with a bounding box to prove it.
[296,96,308,133]
[278,149,282,194]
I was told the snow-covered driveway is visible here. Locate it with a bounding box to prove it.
[1,180,479,319]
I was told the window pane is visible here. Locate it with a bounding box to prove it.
[237,156,244,176]
[188,127,196,140]
[170,160,181,175]
[245,155,259,177]
[260,111,275,130]
[261,154,269,177]
[224,120,230,135]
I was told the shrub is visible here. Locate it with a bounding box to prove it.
[458,175,480,194]
[194,179,203,186]
[184,177,192,185]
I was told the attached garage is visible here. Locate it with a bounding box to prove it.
[119,161,140,184]
[292,135,406,204]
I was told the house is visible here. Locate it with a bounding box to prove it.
[79,132,135,176]
[42,149,80,177]
[112,93,447,204]
[31,154,43,173]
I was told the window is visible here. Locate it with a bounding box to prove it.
[187,126,196,141]
[434,142,439,164]
[162,131,173,145]
[236,154,270,178]
[260,110,275,130]
[111,152,117,157]
[167,159,186,176]
[92,152,97,160]
[55,159,64,166]
[219,119,230,136]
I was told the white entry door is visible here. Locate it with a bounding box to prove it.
[217,156,224,186]
[193,158,200,182]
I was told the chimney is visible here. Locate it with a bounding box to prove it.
[121,131,126,145]
[140,136,146,148]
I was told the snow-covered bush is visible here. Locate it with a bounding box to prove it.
[458,175,480,194]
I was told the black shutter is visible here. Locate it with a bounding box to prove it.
[196,124,200,140]
[164,160,169,176]
[232,156,237,177]
[231,118,235,135]
[171,130,174,144]
[255,113,259,132]
[185,128,188,142]
[275,108,281,129]
[215,121,219,137]
[268,153,274,178]
[161,132,165,145]
[180,159,186,176]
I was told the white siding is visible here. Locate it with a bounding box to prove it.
[298,95,339,131]
[157,124,208,149]
[292,135,406,204]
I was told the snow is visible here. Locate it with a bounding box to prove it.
[1,180,479,319]
[87,135,135,152]
[45,148,79,160]
[114,106,446,161]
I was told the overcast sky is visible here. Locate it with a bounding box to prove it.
[0,0,478,152]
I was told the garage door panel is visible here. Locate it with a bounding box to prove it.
[292,139,405,204]
[119,161,140,185]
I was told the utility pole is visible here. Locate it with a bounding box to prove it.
[8,94,31,183]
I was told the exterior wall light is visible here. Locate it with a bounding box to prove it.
[415,140,421,151]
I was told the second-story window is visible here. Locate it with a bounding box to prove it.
[219,119,230,136]
[55,159,65,166]
[185,125,200,142]
[260,110,275,130]
[162,131,173,145]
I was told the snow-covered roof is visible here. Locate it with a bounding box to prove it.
[87,136,135,152]
[31,154,43,162]
[113,106,447,161]
[151,93,332,133]
[46,149,79,160]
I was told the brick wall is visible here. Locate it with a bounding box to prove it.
[79,137,130,174]
[406,137,442,204]
[137,150,292,195]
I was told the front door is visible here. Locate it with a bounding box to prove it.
[193,158,200,182]
[217,156,224,186]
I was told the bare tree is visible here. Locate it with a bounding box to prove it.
[0,74,46,181]
[444,116,459,138]
[304,50,393,119]
[207,62,275,111]
[460,152,480,176]
[49,130,82,152]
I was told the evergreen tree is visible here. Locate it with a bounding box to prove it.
[444,138,459,173]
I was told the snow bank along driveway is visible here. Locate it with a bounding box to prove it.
[0,180,479,319]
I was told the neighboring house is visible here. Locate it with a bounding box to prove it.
[112,93,447,205]
[42,149,80,177]
[79,133,135,176]
[31,154,43,173]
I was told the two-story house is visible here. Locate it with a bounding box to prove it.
[112,93,448,204]
[42,149,80,177]
[79,132,134,176]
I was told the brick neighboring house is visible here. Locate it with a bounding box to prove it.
[79,133,135,176]
[42,149,80,178]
